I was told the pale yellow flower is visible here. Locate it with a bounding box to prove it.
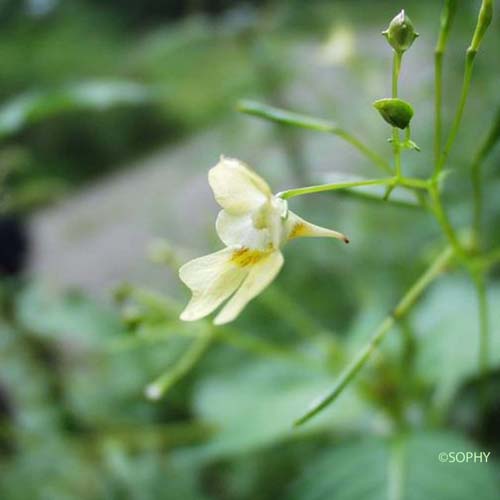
[179,157,349,325]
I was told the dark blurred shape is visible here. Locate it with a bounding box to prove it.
[451,371,500,449]
[0,216,29,276]
[0,383,15,455]
[85,0,272,27]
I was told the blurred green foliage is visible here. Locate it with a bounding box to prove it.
[0,1,284,208]
[0,1,500,499]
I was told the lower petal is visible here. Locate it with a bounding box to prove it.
[179,248,248,321]
[214,250,284,325]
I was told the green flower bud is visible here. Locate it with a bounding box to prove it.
[373,98,414,129]
[382,10,419,53]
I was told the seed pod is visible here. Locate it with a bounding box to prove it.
[373,98,414,129]
[382,10,419,53]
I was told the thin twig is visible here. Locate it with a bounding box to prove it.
[295,246,454,426]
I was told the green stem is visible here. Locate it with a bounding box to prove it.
[392,51,401,97]
[470,108,500,250]
[434,49,444,165]
[385,50,403,202]
[392,51,402,175]
[435,54,475,176]
[337,130,392,175]
[278,177,394,200]
[237,100,392,174]
[294,246,454,426]
[435,0,493,177]
[278,176,428,200]
[400,177,429,189]
[145,328,215,400]
[434,0,458,165]
[471,159,483,249]
[480,247,500,269]
[333,186,424,209]
[429,183,463,256]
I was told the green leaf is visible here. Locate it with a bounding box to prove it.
[288,431,499,500]
[0,80,153,139]
[0,322,61,435]
[188,357,368,460]
[414,277,500,406]
[15,283,123,345]
[14,283,189,426]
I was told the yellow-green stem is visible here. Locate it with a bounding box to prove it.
[392,51,402,179]
[145,328,215,400]
[434,50,444,165]
[435,54,475,177]
[434,0,458,165]
[435,0,492,177]
[237,100,393,174]
[471,159,483,249]
[429,183,463,256]
[278,177,393,199]
[278,176,428,200]
[295,246,454,426]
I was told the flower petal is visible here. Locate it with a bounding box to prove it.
[214,250,284,325]
[208,157,272,215]
[215,210,272,250]
[179,248,249,321]
[285,211,349,243]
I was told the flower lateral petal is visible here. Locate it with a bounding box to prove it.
[214,250,284,325]
[179,248,249,322]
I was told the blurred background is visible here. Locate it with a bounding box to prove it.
[0,1,499,498]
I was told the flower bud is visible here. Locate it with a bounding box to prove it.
[382,10,419,53]
[373,98,414,129]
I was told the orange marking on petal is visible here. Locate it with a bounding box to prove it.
[230,248,265,267]
[289,222,308,239]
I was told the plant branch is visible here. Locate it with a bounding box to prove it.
[278,177,394,199]
[392,51,402,179]
[294,246,454,426]
[384,50,403,202]
[429,183,463,255]
[434,0,493,177]
[471,159,483,249]
[237,99,392,174]
[278,176,428,200]
[480,247,500,269]
[471,108,500,248]
[145,327,215,400]
[434,0,458,164]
